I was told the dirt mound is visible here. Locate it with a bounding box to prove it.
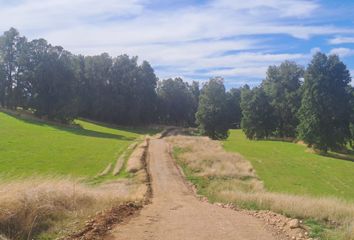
[66,203,142,240]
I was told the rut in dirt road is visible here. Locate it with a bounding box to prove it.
[106,139,280,240]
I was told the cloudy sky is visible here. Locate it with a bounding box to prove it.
[1,0,354,88]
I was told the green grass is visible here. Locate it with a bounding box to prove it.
[172,147,211,197]
[0,111,155,179]
[223,130,354,201]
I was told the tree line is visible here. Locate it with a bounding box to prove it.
[240,54,353,152]
[0,28,234,131]
[1,28,353,152]
[0,28,159,124]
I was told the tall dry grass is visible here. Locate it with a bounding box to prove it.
[0,177,146,240]
[167,135,354,240]
[167,136,256,179]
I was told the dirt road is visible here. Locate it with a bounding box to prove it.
[107,139,280,240]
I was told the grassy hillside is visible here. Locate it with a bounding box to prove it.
[0,111,151,179]
[223,130,354,201]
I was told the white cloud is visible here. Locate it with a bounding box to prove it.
[210,0,319,18]
[0,0,352,86]
[329,36,354,45]
[329,48,354,57]
[155,52,307,80]
[0,0,144,31]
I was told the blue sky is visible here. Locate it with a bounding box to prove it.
[1,0,354,88]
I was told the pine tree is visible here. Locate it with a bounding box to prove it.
[297,52,352,152]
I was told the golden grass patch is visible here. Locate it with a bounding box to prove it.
[167,135,354,240]
[0,177,146,239]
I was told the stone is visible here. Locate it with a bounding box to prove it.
[288,219,300,229]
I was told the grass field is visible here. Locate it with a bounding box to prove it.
[0,111,154,239]
[223,130,354,201]
[170,135,354,240]
[0,111,152,179]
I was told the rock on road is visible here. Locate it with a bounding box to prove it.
[106,139,280,240]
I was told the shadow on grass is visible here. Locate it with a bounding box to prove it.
[3,111,136,141]
[319,151,354,163]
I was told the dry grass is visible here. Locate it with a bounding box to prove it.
[113,142,138,176]
[167,136,256,179]
[219,191,354,223]
[167,135,354,240]
[0,177,147,240]
[126,138,149,174]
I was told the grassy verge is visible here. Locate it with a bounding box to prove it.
[168,135,354,240]
[0,111,157,239]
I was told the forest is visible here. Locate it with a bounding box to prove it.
[0,28,353,152]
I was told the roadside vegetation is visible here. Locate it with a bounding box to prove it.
[0,177,147,240]
[0,110,153,239]
[168,135,354,240]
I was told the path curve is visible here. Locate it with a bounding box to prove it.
[107,139,280,240]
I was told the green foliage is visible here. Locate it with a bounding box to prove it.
[262,61,304,137]
[157,78,198,126]
[226,88,242,128]
[303,219,329,239]
[297,53,352,152]
[75,54,158,125]
[0,28,27,109]
[224,130,354,201]
[240,86,276,139]
[32,47,78,123]
[349,87,354,147]
[172,147,213,200]
[196,77,229,139]
[0,28,158,125]
[0,111,151,179]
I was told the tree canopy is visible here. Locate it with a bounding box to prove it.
[196,77,229,139]
[157,78,198,126]
[297,53,352,152]
[262,61,304,137]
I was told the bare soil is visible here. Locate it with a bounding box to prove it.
[106,139,285,240]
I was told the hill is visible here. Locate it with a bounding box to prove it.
[0,111,151,179]
[223,130,354,201]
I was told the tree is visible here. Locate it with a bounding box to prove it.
[78,53,113,121]
[137,60,158,124]
[297,52,352,152]
[349,87,354,147]
[196,77,229,139]
[31,46,78,122]
[0,28,27,108]
[189,81,200,126]
[157,78,196,126]
[262,61,304,137]
[0,56,5,107]
[240,86,276,139]
[226,88,242,128]
[75,54,157,125]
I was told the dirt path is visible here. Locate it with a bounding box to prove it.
[107,139,280,240]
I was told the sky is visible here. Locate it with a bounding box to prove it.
[1,0,354,88]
